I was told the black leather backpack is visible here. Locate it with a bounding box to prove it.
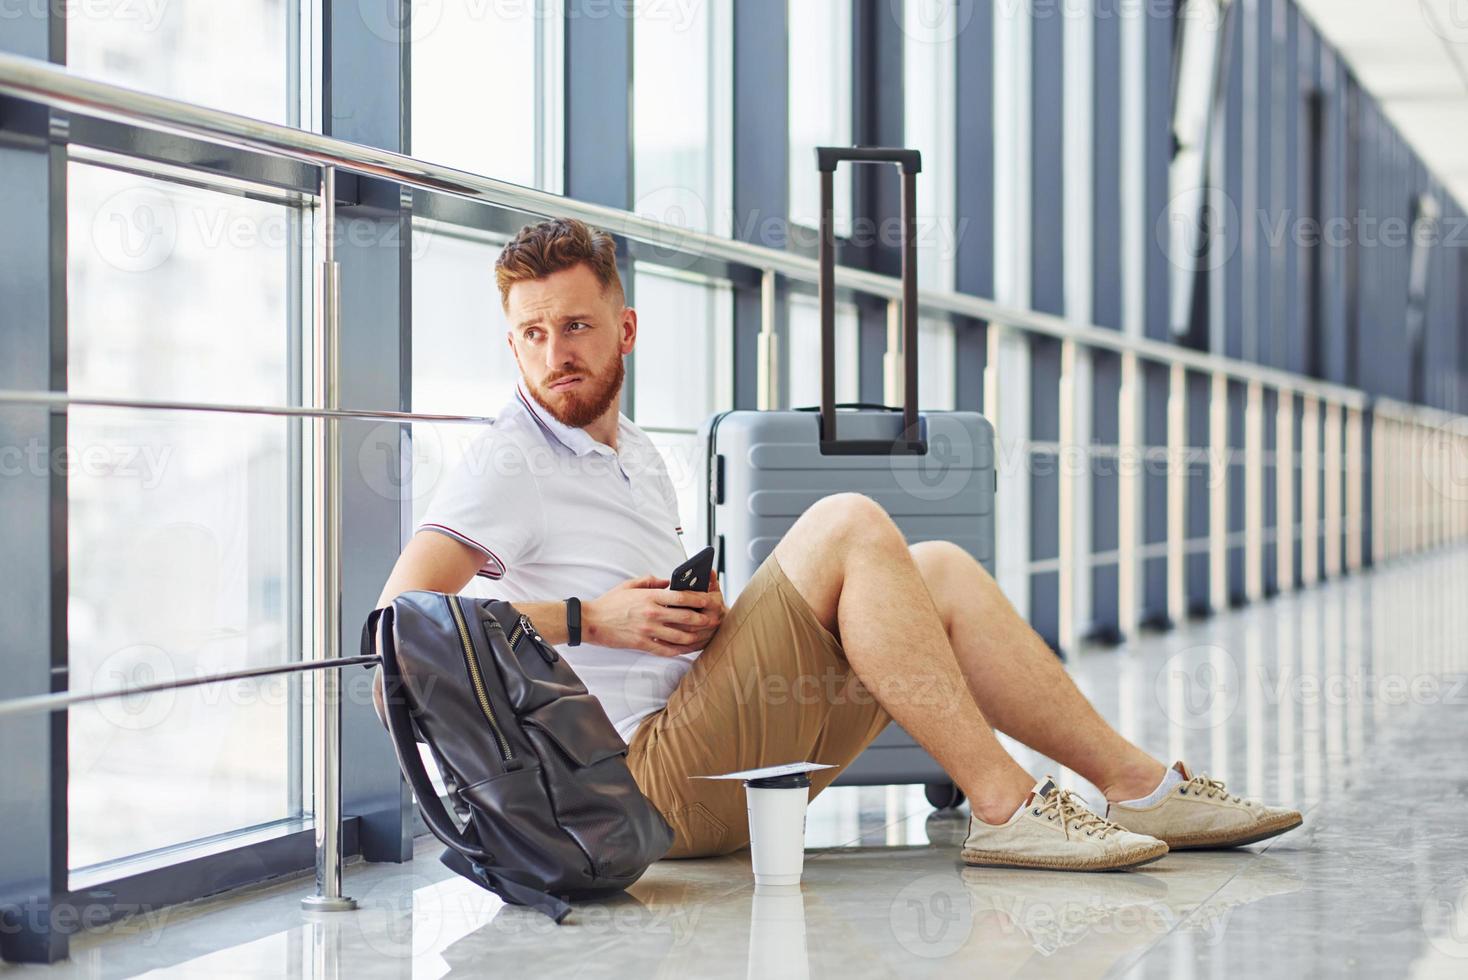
[362,592,674,921]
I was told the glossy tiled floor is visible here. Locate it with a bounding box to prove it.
[9,548,1468,978]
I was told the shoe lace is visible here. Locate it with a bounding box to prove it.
[1179,772,1247,804]
[1034,787,1124,840]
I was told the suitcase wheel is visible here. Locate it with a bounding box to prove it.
[924,781,965,811]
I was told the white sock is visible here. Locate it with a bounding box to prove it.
[1114,767,1184,809]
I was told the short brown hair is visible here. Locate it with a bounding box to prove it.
[494,217,623,309]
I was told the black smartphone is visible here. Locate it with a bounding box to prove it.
[669,545,716,593]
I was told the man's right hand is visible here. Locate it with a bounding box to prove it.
[586,574,725,656]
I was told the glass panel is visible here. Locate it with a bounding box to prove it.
[786,292,858,409]
[918,316,956,410]
[788,0,852,236]
[633,0,732,237]
[409,223,520,420]
[903,0,959,291]
[66,164,299,869]
[67,0,299,124]
[411,1,559,189]
[407,222,519,568]
[632,265,734,538]
[1168,0,1232,334]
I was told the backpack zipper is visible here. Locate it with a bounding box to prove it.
[507,613,558,664]
[446,595,513,763]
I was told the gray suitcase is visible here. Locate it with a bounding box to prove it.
[696,147,996,809]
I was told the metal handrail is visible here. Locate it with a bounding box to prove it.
[0,389,706,434]
[0,51,1372,410]
[0,655,379,720]
[0,389,496,425]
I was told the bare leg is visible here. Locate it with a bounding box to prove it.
[772,494,1036,824]
[908,540,1166,802]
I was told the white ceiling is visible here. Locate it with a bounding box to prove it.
[1295,0,1468,208]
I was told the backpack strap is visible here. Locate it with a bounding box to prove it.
[439,846,571,923]
[373,604,494,864]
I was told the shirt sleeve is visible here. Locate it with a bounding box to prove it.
[416,428,545,580]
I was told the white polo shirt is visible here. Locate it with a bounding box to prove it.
[417,382,697,742]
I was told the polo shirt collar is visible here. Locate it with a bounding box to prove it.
[512,381,631,461]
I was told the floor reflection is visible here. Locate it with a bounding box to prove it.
[13,548,1468,979]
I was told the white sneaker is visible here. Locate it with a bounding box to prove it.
[1106,761,1303,850]
[961,778,1169,872]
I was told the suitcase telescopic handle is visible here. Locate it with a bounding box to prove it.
[816,145,925,456]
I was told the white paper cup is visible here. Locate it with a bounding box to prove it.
[744,773,811,888]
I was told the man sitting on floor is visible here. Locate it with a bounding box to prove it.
[374,217,1301,870]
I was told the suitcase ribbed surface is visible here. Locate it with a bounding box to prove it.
[703,408,996,600]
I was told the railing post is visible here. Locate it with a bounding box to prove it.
[987,323,1032,622]
[1058,339,1092,652]
[1387,417,1401,560]
[1166,363,1187,626]
[1416,420,1427,554]
[1433,419,1447,549]
[1405,420,1417,555]
[1300,395,1320,586]
[1409,422,1421,557]
[1345,407,1363,572]
[1244,379,1264,601]
[1277,389,1295,591]
[302,164,355,912]
[1323,401,1343,578]
[883,298,904,408]
[1117,351,1143,637]
[756,269,779,411]
[1208,371,1228,612]
[1458,430,1467,543]
[1371,413,1386,564]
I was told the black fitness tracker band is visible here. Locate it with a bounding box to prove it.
[565,597,582,647]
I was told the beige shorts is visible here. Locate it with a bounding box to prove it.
[625,553,890,858]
